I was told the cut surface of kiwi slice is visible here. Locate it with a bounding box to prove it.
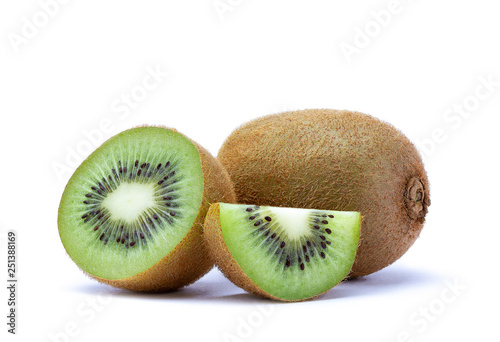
[58,126,236,291]
[204,203,361,301]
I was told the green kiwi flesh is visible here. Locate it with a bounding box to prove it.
[58,126,233,290]
[204,203,361,301]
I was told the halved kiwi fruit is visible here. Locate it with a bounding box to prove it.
[204,203,361,301]
[217,109,430,277]
[58,126,235,292]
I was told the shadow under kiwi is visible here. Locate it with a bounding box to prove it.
[68,269,251,303]
[317,265,445,301]
[69,265,444,303]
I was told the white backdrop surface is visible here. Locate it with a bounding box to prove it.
[1,1,498,341]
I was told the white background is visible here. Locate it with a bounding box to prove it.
[1,1,499,341]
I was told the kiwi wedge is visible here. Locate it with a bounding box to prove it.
[58,126,235,292]
[204,203,361,301]
[217,109,430,277]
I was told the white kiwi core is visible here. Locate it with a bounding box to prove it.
[270,207,311,240]
[102,183,156,223]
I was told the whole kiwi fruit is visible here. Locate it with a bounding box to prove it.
[217,109,430,277]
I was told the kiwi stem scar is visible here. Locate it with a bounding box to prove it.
[404,177,429,221]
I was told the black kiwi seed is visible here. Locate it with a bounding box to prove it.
[264,216,272,222]
[280,241,286,248]
[305,255,310,262]
[320,236,326,240]
[320,252,326,259]
[302,245,307,252]
[246,207,253,212]
[254,221,261,226]
[270,233,276,239]
[328,214,334,218]
[249,216,255,220]
[322,220,328,224]
[325,228,332,234]
[321,242,327,249]
[313,225,319,229]
[300,263,305,270]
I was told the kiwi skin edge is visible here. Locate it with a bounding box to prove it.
[88,131,236,292]
[203,203,336,302]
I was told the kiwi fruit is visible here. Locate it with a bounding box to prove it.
[58,126,236,292]
[217,109,430,277]
[204,203,361,301]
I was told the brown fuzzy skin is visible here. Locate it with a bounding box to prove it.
[93,131,236,292]
[217,109,430,277]
[204,203,323,302]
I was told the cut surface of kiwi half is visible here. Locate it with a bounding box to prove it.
[58,126,235,292]
[204,203,361,301]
